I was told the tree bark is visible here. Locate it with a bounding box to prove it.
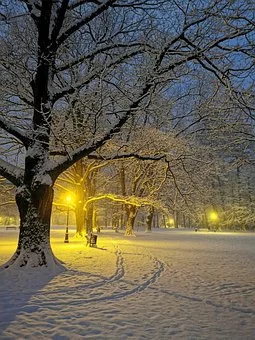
[125,205,137,235]
[75,201,85,237]
[74,160,86,237]
[145,206,154,232]
[85,205,94,235]
[4,183,63,269]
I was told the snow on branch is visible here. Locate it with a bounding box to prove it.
[56,0,117,48]
[112,0,169,9]
[0,159,24,187]
[67,1,100,11]
[50,0,69,43]
[22,0,40,26]
[0,200,16,207]
[84,193,168,214]
[84,194,143,208]
[52,48,144,102]
[87,152,166,162]
[0,116,30,147]
[85,193,149,208]
[55,42,150,73]
[50,81,154,179]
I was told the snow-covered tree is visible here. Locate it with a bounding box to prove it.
[54,158,106,236]
[0,0,253,270]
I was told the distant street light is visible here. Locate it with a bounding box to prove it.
[167,217,174,228]
[209,211,218,222]
[64,195,72,243]
[209,211,219,231]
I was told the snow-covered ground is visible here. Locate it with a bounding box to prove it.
[0,227,255,339]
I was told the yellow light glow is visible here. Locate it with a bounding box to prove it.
[168,218,174,225]
[66,195,72,203]
[209,212,218,221]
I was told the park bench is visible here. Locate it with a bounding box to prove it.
[5,226,17,230]
[85,233,98,247]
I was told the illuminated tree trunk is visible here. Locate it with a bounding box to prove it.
[92,208,98,231]
[74,160,86,237]
[4,182,61,269]
[203,212,209,230]
[155,211,159,228]
[119,165,126,230]
[75,202,85,237]
[173,211,179,228]
[162,215,167,228]
[112,212,119,231]
[125,205,137,235]
[85,205,94,235]
[145,206,154,232]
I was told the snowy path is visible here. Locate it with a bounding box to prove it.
[0,228,255,339]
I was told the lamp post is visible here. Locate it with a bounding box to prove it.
[64,195,71,243]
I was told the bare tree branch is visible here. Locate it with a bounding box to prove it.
[0,116,30,147]
[0,159,24,186]
[56,0,117,49]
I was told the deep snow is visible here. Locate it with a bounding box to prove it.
[0,227,255,339]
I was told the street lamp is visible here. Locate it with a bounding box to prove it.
[209,211,218,222]
[209,211,219,231]
[167,217,174,228]
[64,195,72,243]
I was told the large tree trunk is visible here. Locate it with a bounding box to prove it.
[2,1,62,270]
[4,183,63,270]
